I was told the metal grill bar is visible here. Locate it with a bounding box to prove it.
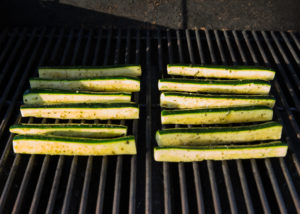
[112,29,123,214]
[145,29,152,214]
[0,28,27,90]
[61,28,84,214]
[157,30,172,214]
[0,28,18,72]
[175,30,189,214]
[128,28,138,214]
[95,28,113,214]
[185,29,205,214]
[78,28,95,214]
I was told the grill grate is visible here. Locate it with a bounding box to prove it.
[0,27,299,214]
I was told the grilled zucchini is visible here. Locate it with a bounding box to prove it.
[161,106,273,125]
[13,135,136,155]
[23,89,131,105]
[156,122,282,146]
[30,76,140,92]
[161,92,275,109]
[154,141,287,162]
[20,103,139,120]
[10,123,127,138]
[167,64,275,80]
[39,65,142,78]
[159,78,271,94]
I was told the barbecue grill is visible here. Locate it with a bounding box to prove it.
[0,3,300,214]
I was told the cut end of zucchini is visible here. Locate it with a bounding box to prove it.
[13,135,137,156]
[38,65,142,79]
[158,78,271,95]
[154,141,287,162]
[156,122,282,146]
[161,106,273,125]
[160,92,276,109]
[10,123,127,138]
[167,64,275,81]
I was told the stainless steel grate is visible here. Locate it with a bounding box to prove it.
[0,27,299,214]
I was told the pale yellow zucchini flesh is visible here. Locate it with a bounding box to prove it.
[23,90,131,105]
[161,92,275,109]
[158,79,271,95]
[13,135,137,156]
[38,65,142,79]
[156,122,282,146]
[154,141,287,162]
[161,106,273,125]
[10,123,127,138]
[20,103,139,120]
[167,64,275,80]
[30,77,140,92]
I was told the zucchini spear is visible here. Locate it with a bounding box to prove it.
[10,123,127,138]
[156,122,282,146]
[38,64,142,78]
[23,89,131,105]
[30,76,140,92]
[20,103,139,120]
[161,92,275,109]
[154,141,287,162]
[13,135,137,156]
[161,106,273,125]
[159,78,271,95]
[167,64,275,80]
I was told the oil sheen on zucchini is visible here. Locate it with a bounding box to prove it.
[156,121,282,146]
[10,123,127,138]
[154,141,287,162]
[13,135,137,155]
[23,89,131,105]
[39,64,142,78]
[167,64,275,80]
[161,106,273,125]
[159,78,271,94]
[20,103,139,120]
[30,76,140,92]
[161,92,275,109]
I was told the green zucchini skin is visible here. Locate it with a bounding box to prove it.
[20,103,139,120]
[154,141,287,162]
[167,64,275,80]
[29,76,140,92]
[161,92,275,109]
[156,122,282,146]
[38,64,142,78]
[13,135,137,155]
[10,123,127,138]
[23,89,131,105]
[161,106,273,125]
[159,78,271,94]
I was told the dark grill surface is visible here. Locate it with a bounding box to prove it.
[0,27,300,214]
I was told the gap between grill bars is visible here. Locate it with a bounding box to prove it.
[0,28,299,214]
